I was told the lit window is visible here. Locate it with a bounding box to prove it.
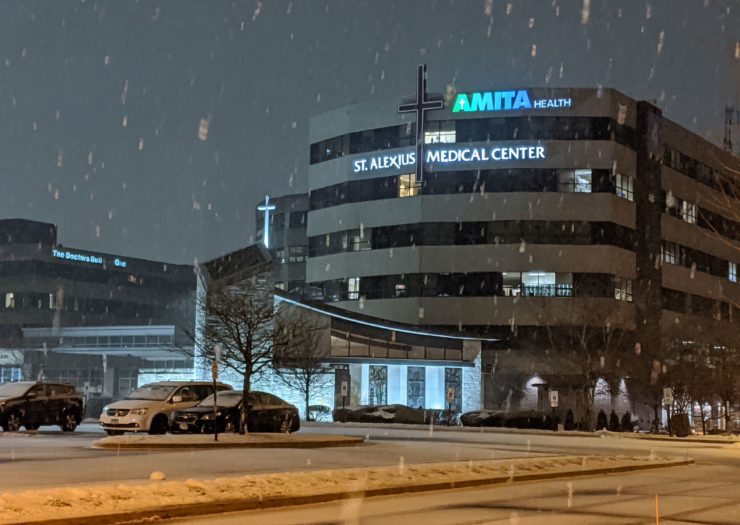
[398,174,421,198]
[394,283,407,297]
[275,248,286,264]
[424,121,455,144]
[558,169,592,193]
[730,262,737,283]
[614,277,633,302]
[662,242,678,265]
[680,201,697,224]
[615,173,634,201]
[4,293,14,309]
[275,282,287,291]
[347,277,360,300]
[288,246,306,263]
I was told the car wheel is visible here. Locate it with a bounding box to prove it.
[2,412,22,432]
[224,420,237,433]
[60,412,79,432]
[24,423,40,431]
[106,430,123,436]
[149,415,168,435]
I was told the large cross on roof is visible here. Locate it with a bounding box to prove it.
[397,64,443,183]
[256,195,277,248]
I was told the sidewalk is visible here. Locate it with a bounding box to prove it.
[304,421,740,445]
[0,454,693,524]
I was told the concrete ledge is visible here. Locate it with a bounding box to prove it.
[0,456,693,525]
[92,433,364,450]
[308,421,740,444]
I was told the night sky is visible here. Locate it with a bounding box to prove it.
[0,0,736,265]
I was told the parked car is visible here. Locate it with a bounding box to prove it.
[99,381,232,435]
[0,381,84,432]
[173,390,300,434]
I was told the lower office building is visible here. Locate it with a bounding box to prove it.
[0,219,198,414]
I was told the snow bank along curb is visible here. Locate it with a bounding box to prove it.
[309,421,740,444]
[92,432,364,450]
[0,455,693,524]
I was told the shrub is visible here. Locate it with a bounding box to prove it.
[564,409,575,430]
[596,409,608,430]
[620,411,632,432]
[308,405,331,422]
[608,410,620,432]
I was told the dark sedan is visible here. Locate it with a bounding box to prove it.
[172,390,300,434]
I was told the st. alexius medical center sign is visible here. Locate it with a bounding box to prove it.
[351,65,566,176]
[353,145,545,173]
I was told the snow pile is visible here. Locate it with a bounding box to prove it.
[0,455,688,524]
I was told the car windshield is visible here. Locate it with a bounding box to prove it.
[126,384,177,401]
[198,391,243,408]
[0,382,32,398]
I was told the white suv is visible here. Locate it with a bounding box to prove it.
[99,381,233,435]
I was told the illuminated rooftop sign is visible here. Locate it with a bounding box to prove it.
[452,90,572,113]
[52,249,127,268]
[352,145,546,173]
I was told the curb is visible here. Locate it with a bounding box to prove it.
[92,436,364,450]
[617,434,740,445]
[10,458,694,525]
[308,422,740,444]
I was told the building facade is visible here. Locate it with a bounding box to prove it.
[0,219,198,413]
[255,193,310,297]
[265,80,739,427]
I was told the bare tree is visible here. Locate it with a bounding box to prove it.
[273,310,333,421]
[543,323,629,431]
[192,277,298,433]
[711,343,739,432]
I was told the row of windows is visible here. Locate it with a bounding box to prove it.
[0,260,193,291]
[663,193,740,242]
[0,291,178,320]
[663,288,735,322]
[310,117,636,164]
[661,242,737,281]
[257,211,307,233]
[663,146,734,195]
[308,169,618,211]
[365,364,462,410]
[308,221,637,257]
[310,272,632,302]
[274,246,308,264]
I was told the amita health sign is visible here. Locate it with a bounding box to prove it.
[452,90,572,112]
[353,145,546,173]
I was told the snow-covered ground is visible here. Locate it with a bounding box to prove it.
[0,454,689,524]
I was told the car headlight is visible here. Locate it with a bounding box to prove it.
[130,408,149,415]
[201,412,220,420]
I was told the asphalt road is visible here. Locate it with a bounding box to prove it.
[0,422,738,494]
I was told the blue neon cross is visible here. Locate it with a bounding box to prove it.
[257,195,277,248]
